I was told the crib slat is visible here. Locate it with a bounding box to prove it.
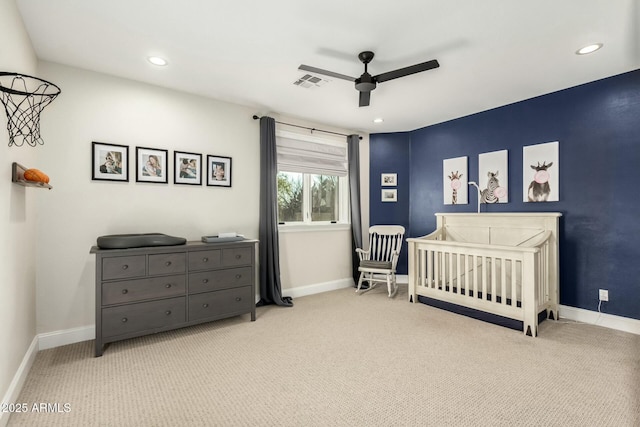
[501,257,507,306]
[434,251,444,290]
[511,259,517,307]
[421,249,427,289]
[432,250,437,290]
[464,254,469,298]
[456,253,461,295]
[469,255,478,298]
[427,250,433,289]
[491,256,497,302]
[481,257,487,300]
[448,252,454,293]
[440,251,446,291]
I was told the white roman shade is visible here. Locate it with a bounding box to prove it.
[276,136,348,177]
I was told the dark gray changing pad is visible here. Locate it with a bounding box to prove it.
[96,233,187,249]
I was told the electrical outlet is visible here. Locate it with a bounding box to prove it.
[599,289,609,302]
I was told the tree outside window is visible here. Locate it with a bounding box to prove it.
[277,172,342,223]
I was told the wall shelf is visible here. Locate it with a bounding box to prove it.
[12,162,52,190]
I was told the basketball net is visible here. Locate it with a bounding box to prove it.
[0,72,61,147]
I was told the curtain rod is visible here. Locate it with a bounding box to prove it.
[252,115,362,140]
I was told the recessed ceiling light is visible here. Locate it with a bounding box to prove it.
[373,118,384,123]
[576,43,603,55]
[148,56,168,66]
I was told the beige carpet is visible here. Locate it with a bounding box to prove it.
[8,285,640,426]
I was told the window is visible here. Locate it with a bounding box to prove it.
[276,131,349,225]
[278,171,303,222]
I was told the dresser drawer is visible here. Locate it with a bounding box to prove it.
[188,267,252,294]
[149,253,186,275]
[102,297,186,338]
[188,286,252,321]
[102,275,186,305]
[221,247,252,267]
[188,249,221,271]
[102,255,146,280]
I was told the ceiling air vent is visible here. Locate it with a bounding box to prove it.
[293,74,329,89]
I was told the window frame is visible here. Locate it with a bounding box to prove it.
[276,130,350,229]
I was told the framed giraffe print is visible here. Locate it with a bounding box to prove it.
[523,141,559,202]
[478,150,508,203]
[443,156,468,205]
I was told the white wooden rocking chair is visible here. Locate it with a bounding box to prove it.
[356,225,405,297]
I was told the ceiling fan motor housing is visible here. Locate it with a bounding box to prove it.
[355,73,376,92]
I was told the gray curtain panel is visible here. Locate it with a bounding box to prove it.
[348,134,363,285]
[258,116,293,307]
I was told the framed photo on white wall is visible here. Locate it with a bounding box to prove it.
[92,141,128,182]
[136,147,168,184]
[206,155,232,187]
[174,151,202,185]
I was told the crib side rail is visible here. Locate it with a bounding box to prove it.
[407,231,553,336]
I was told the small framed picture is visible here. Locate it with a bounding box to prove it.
[136,147,168,184]
[174,151,202,185]
[382,189,397,202]
[381,173,397,186]
[206,155,232,187]
[92,141,129,182]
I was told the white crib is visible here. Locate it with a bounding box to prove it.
[407,213,561,336]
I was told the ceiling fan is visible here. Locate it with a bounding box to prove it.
[298,51,439,107]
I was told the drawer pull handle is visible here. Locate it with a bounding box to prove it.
[122,265,129,270]
[121,289,128,294]
[202,303,209,308]
[235,274,242,279]
[165,283,172,288]
[165,261,172,266]
[165,310,172,316]
[235,297,242,302]
[202,279,209,284]
[121,317,128,323]
[235,254,242,259]
[203,257,208,262]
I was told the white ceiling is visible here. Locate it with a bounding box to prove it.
[16,0,640,134]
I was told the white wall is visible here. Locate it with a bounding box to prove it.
[267,115,370,295]
[0,0,39,418]
[33,63,370,335]
[35,62,261,333]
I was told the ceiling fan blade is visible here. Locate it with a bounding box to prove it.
[298,65,355,82]
[374,59,440,83]
[359,91,371,107]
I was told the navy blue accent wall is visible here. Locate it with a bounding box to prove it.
[370,69,640,320]
[369,132,411,274]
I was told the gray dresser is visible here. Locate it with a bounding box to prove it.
[90,240,257,356]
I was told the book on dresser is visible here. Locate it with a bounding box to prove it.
[90,240,258,356]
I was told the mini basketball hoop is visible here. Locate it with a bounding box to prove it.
[0,72,61,147]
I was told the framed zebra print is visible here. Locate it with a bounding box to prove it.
[478,150,508,203]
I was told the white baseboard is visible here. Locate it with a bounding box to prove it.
[559,305,640,335]
[38,325,95,351]
[0,336,38,427]
[283,278,354,299]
